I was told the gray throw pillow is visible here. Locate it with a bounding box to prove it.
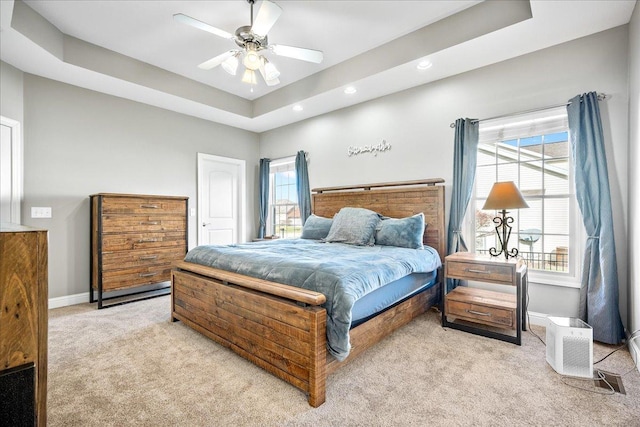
[323,207,381,246]
[300,214,333,240]
[375,213,426,249]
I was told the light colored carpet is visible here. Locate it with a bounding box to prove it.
[47,296,639,426]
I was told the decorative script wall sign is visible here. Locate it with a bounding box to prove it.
[347,139,392,157]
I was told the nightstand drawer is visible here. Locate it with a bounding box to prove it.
[445,287,516,330]
[447,260,514,284]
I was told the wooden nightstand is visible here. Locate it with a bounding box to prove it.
[442,252,527,345]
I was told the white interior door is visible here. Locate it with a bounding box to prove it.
[0,117,22,224]
[197,153,246,245]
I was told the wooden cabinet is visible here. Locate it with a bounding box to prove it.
[0,224,48,426]
[90,193,188,308]
[442,252,527,345]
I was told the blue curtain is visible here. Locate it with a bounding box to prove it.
[295,151,312,224]
[258,158,270,239]
[446,118,479,292]
[567,92,624,344]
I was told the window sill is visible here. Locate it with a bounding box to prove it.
[527,272,581,289]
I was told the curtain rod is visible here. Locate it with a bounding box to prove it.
[449,93,608,128]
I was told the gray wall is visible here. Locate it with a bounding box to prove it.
[628,4,639,340]
[21,75,259,298]
[259,27,631,327]
[0,61,24,123]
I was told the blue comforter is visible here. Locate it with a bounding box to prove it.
[184,239,441,361]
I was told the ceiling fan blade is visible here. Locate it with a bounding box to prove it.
[271,45,323,64]
[173,13,234,39]
[251,1,283,37]
[198,50,237,70]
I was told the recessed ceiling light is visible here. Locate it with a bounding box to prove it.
[344,86,357,95]
[417,60,432,70]
[293,105,303,112]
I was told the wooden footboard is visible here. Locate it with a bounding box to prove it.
[171,261,441,407]
[171,262,329,407]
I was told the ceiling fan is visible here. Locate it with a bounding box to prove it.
[174,0,323,87]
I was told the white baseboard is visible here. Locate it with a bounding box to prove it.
[49,292,89,309]
[526,310,548,327]
[629,336,640,374]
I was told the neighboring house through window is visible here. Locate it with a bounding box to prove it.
[267,156,302,238]
[467,107,583,287]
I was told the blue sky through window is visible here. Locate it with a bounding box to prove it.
[503,131,567,147]
[274,171,298,202]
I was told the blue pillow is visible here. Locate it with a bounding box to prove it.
[375,213,425,249]
[300,214,333,240]
[323,207,381,246]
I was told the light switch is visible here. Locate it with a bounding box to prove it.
[190,208,196,217]
[31,207,52,218]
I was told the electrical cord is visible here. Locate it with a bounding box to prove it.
[525,281,546,345]
[594,328,640,365]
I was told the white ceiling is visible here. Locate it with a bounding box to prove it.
[0,0,636,133]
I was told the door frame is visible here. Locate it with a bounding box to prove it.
[0,116,22,224]
[197,153,246,246]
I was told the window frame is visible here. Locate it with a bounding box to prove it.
[266,156,302,239]
[464,111,585,289]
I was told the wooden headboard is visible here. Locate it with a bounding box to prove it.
[311,179,446,261]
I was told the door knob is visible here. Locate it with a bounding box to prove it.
[202,222,212,227]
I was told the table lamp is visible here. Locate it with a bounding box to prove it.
[482,181,529,260]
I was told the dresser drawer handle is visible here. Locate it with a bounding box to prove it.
[466,269,490,274]
[140,204,159,209]
[466,309,492,317]
[140,221,159,225]
[139,255,158,261]
[139,272,158,277]
[138,238,158,243]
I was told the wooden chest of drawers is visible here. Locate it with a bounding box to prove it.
[90,193,188,308]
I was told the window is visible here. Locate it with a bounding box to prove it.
[267,157,302,239]
[469,107,582,286]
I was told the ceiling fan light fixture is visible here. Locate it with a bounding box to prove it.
[243,42,261,70]
[258,58,280,86]
[263,60,280,81]
[242,69,258,85]
[221,54,239,75]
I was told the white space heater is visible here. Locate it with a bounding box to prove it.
[546,316,593,378]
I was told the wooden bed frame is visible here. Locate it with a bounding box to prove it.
[171,179,446,407]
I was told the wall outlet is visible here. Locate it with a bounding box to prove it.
[31,207,52,218]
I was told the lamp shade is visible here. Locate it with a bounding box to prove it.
[482,181,529,210]
[241,69,257,85]
[264,61,280,81]
[221,54,239,75]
